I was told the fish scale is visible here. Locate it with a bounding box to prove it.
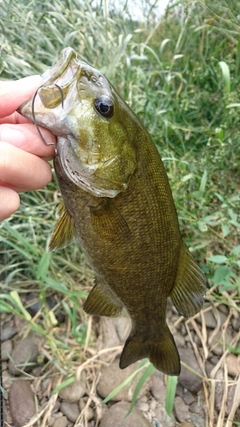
[19,47,207,376]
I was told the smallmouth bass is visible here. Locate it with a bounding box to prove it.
[19,47,206,375]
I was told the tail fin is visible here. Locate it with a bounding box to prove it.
[119,325,180,376]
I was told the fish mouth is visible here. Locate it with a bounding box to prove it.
[18,47,135,198]
[18,47,80,135]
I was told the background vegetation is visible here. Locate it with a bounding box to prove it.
[0,0,239,425]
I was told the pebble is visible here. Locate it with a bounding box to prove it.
[189,401,203,415]
[180,423,194,427]
[225,353,240,377]
[136,400,149,412]
[113,316,131,342]
[214,369,237,415]
[9,332,40,375]
[99,317,122,349]
[174,396,190,422]
[52,415,68,427]
[97,360,151,401]
[2,370,14,390]
[178,348,202,393]
[9,380,36,427]
[60,401,80,422]
[232,317,240,331]
[154,404,176,426]
[196,306,227,329]
[79,398,95,421]
[1,323,17,341]
[176,384,195,405]
[58,379,85,402]
[211,330,233,356]
[150,370,166,403]
[99,401,152,427]
[1,339,13,361]
[190,414,205,427]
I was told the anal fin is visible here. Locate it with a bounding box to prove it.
[83,280,123,317]
[170,241,207,318]
[48,201,75,251]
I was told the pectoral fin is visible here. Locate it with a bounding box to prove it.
[170,242,207,318]
[48,202,75,251]
[90,198,131,239]
[83,280,123,317]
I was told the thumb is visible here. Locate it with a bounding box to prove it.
[0,75,43,118]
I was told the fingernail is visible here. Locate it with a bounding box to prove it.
[0,127,24,147]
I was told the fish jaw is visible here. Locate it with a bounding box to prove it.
[18,47,137,197]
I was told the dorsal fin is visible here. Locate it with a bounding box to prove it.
[170,242,207,318]
[48,202,75,251]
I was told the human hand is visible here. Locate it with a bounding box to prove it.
[0,75,56,221]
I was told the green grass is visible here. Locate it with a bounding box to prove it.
[0,0,240,424]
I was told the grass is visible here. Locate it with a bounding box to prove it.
[0,0,240,425]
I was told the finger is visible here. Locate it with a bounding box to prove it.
[0,187,20,221]
[0,142,52,192]
[0,75,43,118]
[0,123,56,160]
[0,111,33,125]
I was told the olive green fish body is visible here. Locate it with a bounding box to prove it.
[19,48,206,375]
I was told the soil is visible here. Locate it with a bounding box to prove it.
[1,292,240,427]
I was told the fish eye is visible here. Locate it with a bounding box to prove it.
[94,97,114,118]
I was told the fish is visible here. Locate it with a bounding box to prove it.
[19,47,206,376]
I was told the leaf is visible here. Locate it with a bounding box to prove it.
[37,251,51,280]
[199,170,208,193]
[127,363,155,416]
[101,360,149,405]
[232,245,240,256]
[10,291,32,321]
[208,255,228,264]
[165,375,178,417]
[221,224,230,238]
[219,61,231,94]
[52,376,76,394]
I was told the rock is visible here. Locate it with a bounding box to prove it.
[178,348,202,393]
[1,339,12,361]
[9,380,36,427]
[58,379,85,402]
[174,396,190,422]
[97,360,151,401]
[99,401,152,427]
[60,401,80,423]
[211,331,233,356]
[226,353,240,377]
[150,371,166,403]
[52,416,68,427]
[9,332,41,375]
